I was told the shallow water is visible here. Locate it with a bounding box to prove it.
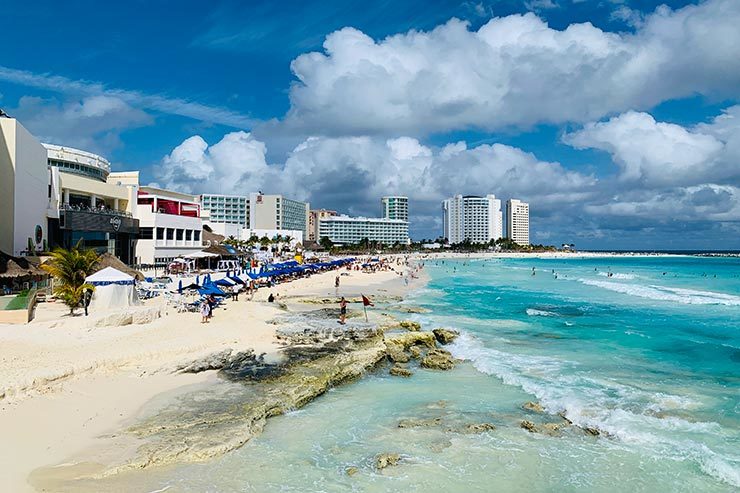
[98,256,740,492]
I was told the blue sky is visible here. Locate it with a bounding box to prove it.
[1,0,739,248]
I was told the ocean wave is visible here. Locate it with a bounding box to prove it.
[597,271,637,280]
[578,279,740,306]
[447,332,739,487]
[526,308,557,317]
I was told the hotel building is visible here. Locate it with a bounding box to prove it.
[442,194,503,244]
[308,209,338,242]
[1,119,142,262]
[0,118,51,256]
[381,196,409,222]
[318,215,409,246]
[199,194,249,227]
[506,199,530,246]
[130,185,203,265]
[248,193,309,239]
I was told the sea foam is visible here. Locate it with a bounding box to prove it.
[578,279,740,306]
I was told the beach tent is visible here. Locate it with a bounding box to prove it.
[85,267,138,310]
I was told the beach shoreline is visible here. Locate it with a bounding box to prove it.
[0,261,423,493]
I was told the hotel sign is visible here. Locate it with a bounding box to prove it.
[60,210,139,234]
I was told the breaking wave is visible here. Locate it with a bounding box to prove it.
[578,279,740,306]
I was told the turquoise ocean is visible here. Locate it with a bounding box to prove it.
[128,255,739,492]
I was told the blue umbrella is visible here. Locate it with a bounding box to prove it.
[178,279,183,294]
[196,274,200,285]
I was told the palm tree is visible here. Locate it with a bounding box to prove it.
[41,241,100,314]
[259,236,272,250]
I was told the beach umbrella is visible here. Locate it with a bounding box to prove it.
[178,279,183,294]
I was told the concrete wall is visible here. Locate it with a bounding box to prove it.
[0,119,49,255]
[0,119,16,254]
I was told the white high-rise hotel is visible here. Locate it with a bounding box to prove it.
[442,195,503,244]
[506,199,530,246]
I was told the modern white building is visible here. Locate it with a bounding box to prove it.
[132,185,203,265]
[248,193,309,239]
[308,209,337,242]
[442,194,502,244]
[318,215,410,246]
[0,117,50,256]
[381,196,409,222]
[200,194,249,227]
[506,199,530,246]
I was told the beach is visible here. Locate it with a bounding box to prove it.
[0,262,416,492]
[2,251,739,492]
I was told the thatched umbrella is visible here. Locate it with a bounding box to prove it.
[0,251,46,278]
[92,252,145,281]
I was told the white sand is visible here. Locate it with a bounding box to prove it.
[0,265,410,493]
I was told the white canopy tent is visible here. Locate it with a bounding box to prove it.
[183,251,219,259]
[85,267,138,310]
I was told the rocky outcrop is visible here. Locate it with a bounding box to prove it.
[88,329,389,479]
[386,346,410,363]
[520,420,538,433]
[432,328,459,345]
[408,346,423,359]
[420,348,455,370]
[385,331,436,350]
[390,364,413,377]
[584,427,600,436]
[458,423,495,433]
[522,401,545,413]
[345,466,359,476]
[399,320,421,331]
[375,453,401,470]
[398,417,442,428]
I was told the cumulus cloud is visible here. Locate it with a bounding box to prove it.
[563,111,726,186]
[154,131,270,194]
[282,0,740,136]
[10,95,152,155]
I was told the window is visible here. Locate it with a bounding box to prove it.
[156,227,164,240]
[166,228,174,240]
[194,230,201,241]
[186,230,192,241]
[176,229,184,241]
[139,227,154,240]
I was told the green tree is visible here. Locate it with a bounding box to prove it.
[259,236,272,250]
[41,241,100,314]
[319,236,333,250]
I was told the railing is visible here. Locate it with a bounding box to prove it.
[60,203,133,218]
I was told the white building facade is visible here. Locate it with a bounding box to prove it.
[442,194,502,244]
[318,216,410,246]
[506,199,530,246]
[0,118,50,256]
[200,194,248,227]
[308,209,338,242]
[381,196,409,222]
[248,193,309,238]
[133,186,203,265]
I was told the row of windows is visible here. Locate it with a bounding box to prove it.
[139,227,201,242]
[49,159,107,181]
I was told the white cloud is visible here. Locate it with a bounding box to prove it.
[0,65,254,128]
[155,131,270,194]
[283,0,740,135]
[11,95,152,155]
[610,6,644,27]
[564,111,726,186]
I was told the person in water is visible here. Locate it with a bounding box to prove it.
[339,296,347,325]
[267,293,275,303]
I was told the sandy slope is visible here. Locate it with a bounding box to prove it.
[0,266,408,493]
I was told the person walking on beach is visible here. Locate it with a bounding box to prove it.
[83,288,93,316]
[232,283,239,301]
[338,296,347,325]
[199,301,210,323]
